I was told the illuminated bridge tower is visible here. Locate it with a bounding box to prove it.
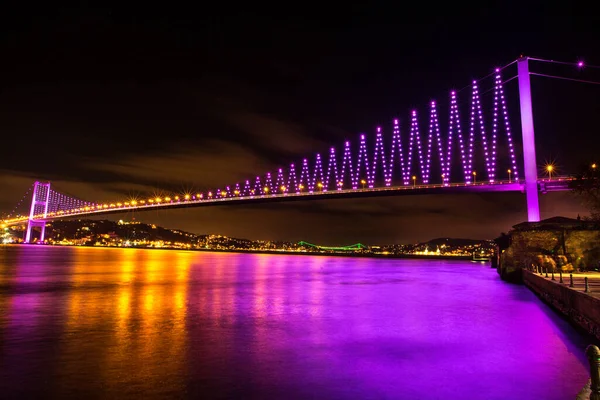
[25,181,51,243]
[517,56,540,222]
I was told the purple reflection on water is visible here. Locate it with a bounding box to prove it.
[0,246,591,399]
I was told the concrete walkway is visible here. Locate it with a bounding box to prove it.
[532,270,600,299]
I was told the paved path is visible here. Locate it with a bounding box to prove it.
[531,270,600,299]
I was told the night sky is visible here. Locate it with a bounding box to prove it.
[1,4,599,245]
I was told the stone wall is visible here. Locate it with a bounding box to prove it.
[523,271,600,341]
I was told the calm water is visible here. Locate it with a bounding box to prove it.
[0,245,592,399]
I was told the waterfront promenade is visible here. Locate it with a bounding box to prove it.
[523,269,600,342]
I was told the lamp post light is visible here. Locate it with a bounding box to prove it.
[263,186,269,195]
[337,181,343,190]
[472,171,477,184]
[280,185,286,194]
[546,164,554,180]
[508,169,512,183]
[412,175,417,188]
[298,184,304,192]
[317,182,323,192]
[360,179,366,189]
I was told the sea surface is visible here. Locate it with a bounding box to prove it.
[0,245,592,399]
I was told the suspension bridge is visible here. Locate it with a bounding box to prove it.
[1,56,589,243]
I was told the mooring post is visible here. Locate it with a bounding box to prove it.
[586,345,600,400]
[559,270,563,283]
[585,277,590,293]
[570,273,574,288]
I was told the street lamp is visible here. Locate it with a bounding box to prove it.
[234,190,240,196]
[472,171,477,184]
[337,181,343,190]
[546,164,554,180]
[280,185,286,193]
[317,182,323,191]
[412,175,417,188]
[360,179,366,189]
[592,163,597,171]
[507,169,512,183]
[298,184,304,192]
[263,186,269,194]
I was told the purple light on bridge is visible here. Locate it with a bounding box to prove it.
[577,60,584,68]
[342,140,355,189]
[407,110,424,184]
[427,101,445,185]
[372,127,390,187]
[468,82,490,182]
[356,133,372,188]
[517,57,540,222]
[326,147,340,190]
[312,154,324,191]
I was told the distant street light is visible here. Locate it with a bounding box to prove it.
[280,185,286,193]
[263,186,269,194]
[507,169,512,183]
[592,163,597,171]
[360,179,366,189]
[546,164,554,180]
[298,184,304,192]
[337,181,343,190]
[412,175,417,188]
[317,182,323,191]
[472,171,477,184]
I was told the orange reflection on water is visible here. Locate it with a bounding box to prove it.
[55,247,191,397]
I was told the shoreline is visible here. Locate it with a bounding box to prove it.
[5,243,477,261]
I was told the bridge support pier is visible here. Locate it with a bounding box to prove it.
[517,57,540,222]
[25,181,51,244]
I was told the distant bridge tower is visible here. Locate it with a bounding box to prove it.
[25,181,51,243]
[517,56,540,222]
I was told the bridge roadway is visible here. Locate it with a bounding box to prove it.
[2,177,573,227]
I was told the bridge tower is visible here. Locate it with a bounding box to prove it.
[517,56,540,222]
[25,181,51,243]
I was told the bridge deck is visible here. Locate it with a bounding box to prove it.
[3,178,574,226]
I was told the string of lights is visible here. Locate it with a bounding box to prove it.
[6,184,33,218]
[6,67,529,223]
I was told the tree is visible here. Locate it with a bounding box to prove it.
[570,163,600,220]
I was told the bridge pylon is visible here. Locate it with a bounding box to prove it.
[25,181,51,243]
[517,56,540,222]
